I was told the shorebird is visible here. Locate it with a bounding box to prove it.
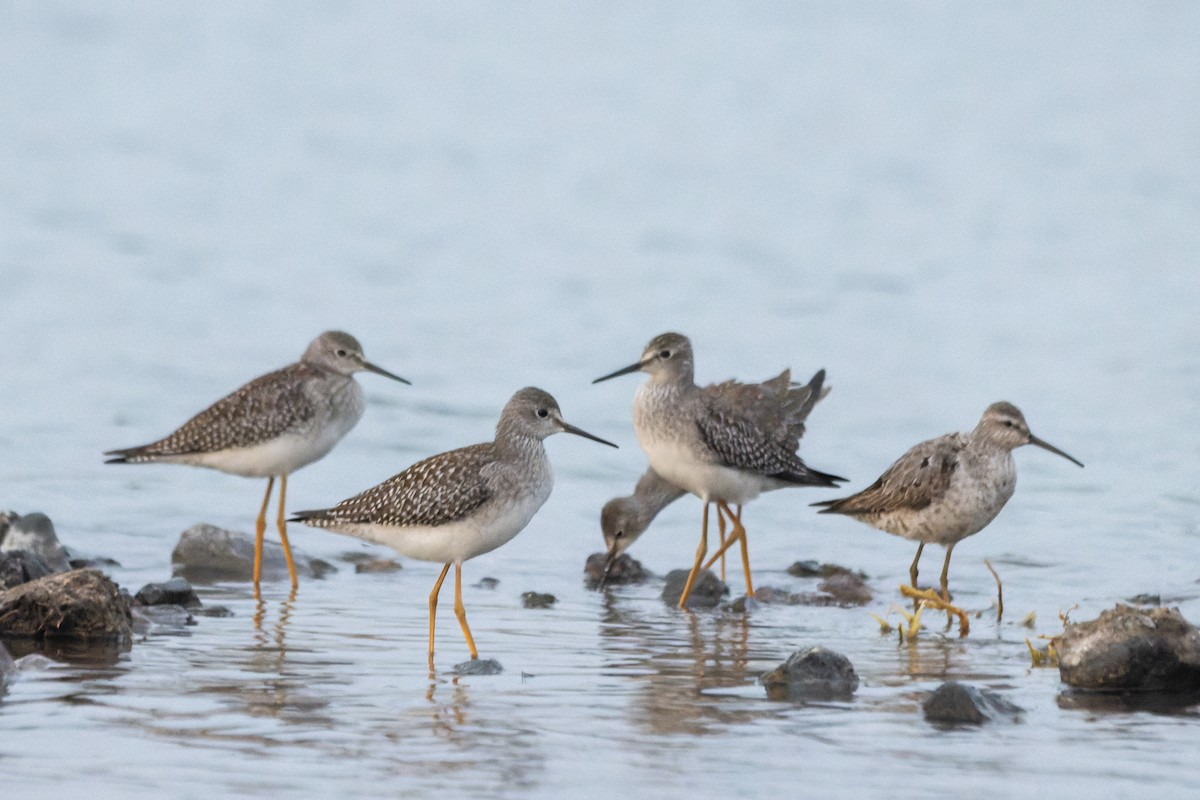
[594,333,844,607]
[105,331,409,587]
[599,368,833,586]
[812,401,1082,605]
[291,387,617,666]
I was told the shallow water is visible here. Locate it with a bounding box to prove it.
[2,2,1200,798]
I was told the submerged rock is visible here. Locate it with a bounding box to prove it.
[748,573,873,608]
[454,657,503,676]
[1058,604,1200,692]
[354,558,403,574]
[786,561,867,580]
[170,524,336,583]
[761,646,859,701]
[475,577,500,590]
[135,577,202,608]
[923,681,1023,725]
[0,513,71,573]
[0,569,132,641]
[131,604,195,635]
[661,568,727,609]
[521,591,557,609]
[583,551,651,588]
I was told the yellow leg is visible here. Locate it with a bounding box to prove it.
[678,502,711,609]
[428,563,452,667]
[275,473,299,588]
[715,504,728,582]
[938,542,956,602]
[908,541,925,589]
[733,504,752,597]
[253,477,275,584]
[453,562,478,660]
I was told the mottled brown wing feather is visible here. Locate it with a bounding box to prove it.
[297,443,495,528]
[107,364,318,458]
[814,434,963,515]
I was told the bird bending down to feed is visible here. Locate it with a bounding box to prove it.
[105,331,409,587]
[813,401,1082,611]
[593,332,845,608]
[291,387,617,666]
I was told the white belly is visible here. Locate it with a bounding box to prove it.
[328,490,549,564]
[642,438,765,505]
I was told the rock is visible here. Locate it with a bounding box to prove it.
[0,511,18,544]
[1058,604,1200,692]
[521,591,557,609]
[170,524,336,583]
[1126,593,1161,606]
[135,577,201,608]
[761,646,859,700]
[923,681,1022,724]
[583,552,651,588]
[454,657,503,676]
[0,640,15,690]
[786,561,866,580]
[0,513,71,573]
[354,558,403,574]
[0,569,132,641]
[661,568,727,609]
[0,551,57,591]
[475,577,499,590]
[816,572,873,606]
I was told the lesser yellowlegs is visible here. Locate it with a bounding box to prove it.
[105,330,409,587]
[594,333,844,607]
[291,387,616,666]
[600,367,833,586]
[812,401,1082,603]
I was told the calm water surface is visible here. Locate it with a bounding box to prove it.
[2,3,1199,799]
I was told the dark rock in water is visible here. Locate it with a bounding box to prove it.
[67,555,122,570]
[817,572,873,606]
[475,577,500,590]
[131,604,195,635]
[725,593,762,614]
[0,551,57,592]
[584,551,651,589]
[454,657,503,676]
[0,569,132,641]
[193,605,234,618]
[171,523,336,583]
[135,577,202,608]
[924,681,1023,724]
[786,561,867,580]
[354,558,403,574]
[1126,593,1162,606]
[0,513,71,573]
[521,591,557,609]
[1058,604,1200,692]
[761,646,859,700]
[661,568,727,609]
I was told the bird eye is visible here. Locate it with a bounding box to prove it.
[1003,420,1015,427]
[335,349,348,357]
[536,408,549,418]
[659,349,671,359]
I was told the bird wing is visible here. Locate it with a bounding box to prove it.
[295,443,495,529]
[704,368,828,451]
[813,433,963,515]
[106,364,318,459]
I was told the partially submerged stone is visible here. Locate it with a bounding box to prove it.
[786,561,867,580]
[521,591,557,609]
[131,604,195,635]
[0,512,71,573]
[923,681,1023,725]
[661,568,727,609]
[761,646,859,701]
[354,558,403,574]
[583,551,651,588]
[0,569,132,641]
[135,577,202,608]
[170,523,336,583]
[1058,604,1200,692]
[454,657,503,676]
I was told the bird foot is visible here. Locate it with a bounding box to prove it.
[899,585,970,637]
